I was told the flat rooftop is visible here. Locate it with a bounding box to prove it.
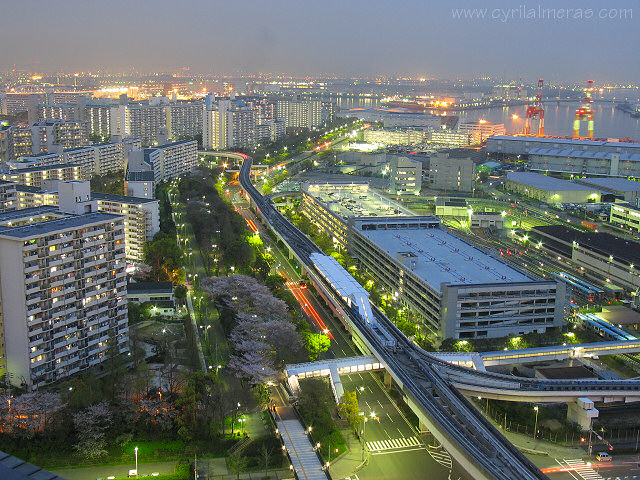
[535,366,598,380]
[532,225,640,265]
[304,182,413,219]
[355,219,533,291]
[0,210,122,239]
[506,172,595,191]
[489,135,640,149]
[577,177,640,192]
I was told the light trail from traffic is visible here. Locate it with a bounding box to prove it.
[280,270,334,340]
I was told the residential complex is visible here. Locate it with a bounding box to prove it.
[13,181,159,263]
[0,164,82,186]
[276,97,322,129]
[0,184,128,388]
[127,140,198,184]
[31,120,89,153]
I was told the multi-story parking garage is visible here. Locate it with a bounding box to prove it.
[301,183,565,340]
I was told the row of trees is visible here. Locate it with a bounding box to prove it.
[202,275,306,384]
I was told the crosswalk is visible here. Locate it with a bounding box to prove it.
[563,459,604,480]
[366,436,423,453]
[428,444,453,470]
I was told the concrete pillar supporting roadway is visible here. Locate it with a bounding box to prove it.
[567,397,599,431]
[384,371,392,388]
[419,420,430,434]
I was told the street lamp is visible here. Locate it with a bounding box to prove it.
[134,446,138,477]
[533,406,539,439]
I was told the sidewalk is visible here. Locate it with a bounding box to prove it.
[327,428,368,480]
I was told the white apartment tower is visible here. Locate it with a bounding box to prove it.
[0,183,128,388]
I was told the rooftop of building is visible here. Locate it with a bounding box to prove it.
[19,152,61,158]
[0,450,65,480]
[577,177,640,192]
[125,170,155,182]
[506,172,595,191]
[0,209,122,239]
[127,281,174,294]
[529,147,640,161]
[0,206,59,222]
[531,225,640,265]
[354,217,533,291]
[15,185,47,193]
[5,163,80,174]
[598,305,640,326]
[489,135,640,148]
[303,182,413,219]
[152,139,197,150]
[435,197,467,207]
[93,192,158,205]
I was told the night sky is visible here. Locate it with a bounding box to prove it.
[2,0,638,82]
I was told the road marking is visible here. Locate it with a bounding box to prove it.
[367,436,422,453]
[365,400,371,409]
[377,399,384,408]
[387,413,394,422]
[562,458,605,480]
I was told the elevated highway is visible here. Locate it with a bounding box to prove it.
[239,155,640,480]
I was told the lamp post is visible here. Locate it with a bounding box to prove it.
[533,406,539,439]
[134,446,138,477]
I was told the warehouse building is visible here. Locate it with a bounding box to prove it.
[506,172,600,204]
[529,225,640,292]
[576,177,640,205]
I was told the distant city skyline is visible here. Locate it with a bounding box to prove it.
[1,0,638,83]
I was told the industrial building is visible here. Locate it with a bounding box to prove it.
[487,136,640,178]
[0,184,128,388]
[610,203,640,233]
[505,172,600,203]
[350,216,563,339]
[529,225,640,292]
[576,177,640,205]
[300,183,563,339]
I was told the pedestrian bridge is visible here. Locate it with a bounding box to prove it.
[431,339,640,370]
[286,356,384,403]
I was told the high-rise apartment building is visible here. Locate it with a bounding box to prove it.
[128,100,168,146]
[0,183,128,388]
[128,140,198,184]
[202,99,256,150]
[0,180,17,212]
[31,121,89,153]
[166,101,203,140]
[0,124,33,161]
[37,104,79,122]
[276,98,322,129]
[13,181,159,264]
[0,164,82,186]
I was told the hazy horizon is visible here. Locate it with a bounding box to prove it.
[2,0,639,84]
